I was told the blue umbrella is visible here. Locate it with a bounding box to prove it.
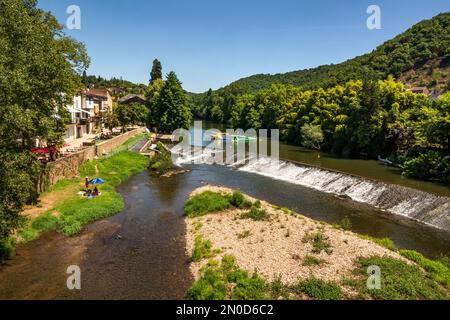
[89,178,106,185]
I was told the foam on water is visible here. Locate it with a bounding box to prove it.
[171,148,450,230]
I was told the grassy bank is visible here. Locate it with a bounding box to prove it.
[1,135,149,259]
[184,187,450,300]
[20,151,148,239]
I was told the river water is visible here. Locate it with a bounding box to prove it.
[0,131,449,299]
[1,163,449,299]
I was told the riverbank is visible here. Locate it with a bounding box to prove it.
[184,186,450,300]
[0,135,149,260]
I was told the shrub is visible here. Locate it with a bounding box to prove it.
[270,276,290,300]
[303,232,333,255]
[232,272,270,300]
[148,142,174,175]
[294,278,342,300]
[191,236,216,262]
[241,203,269,221]
[187,268,227,300]
[230,190,252,209]
[339,216,352,230]
[187,254,289,300]
[184,192,231,217]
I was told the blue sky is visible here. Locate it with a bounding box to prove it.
[38,0,449,93]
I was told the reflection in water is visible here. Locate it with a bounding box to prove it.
[202,121,450,197]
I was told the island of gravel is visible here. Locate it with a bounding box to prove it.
[184,185,450,300]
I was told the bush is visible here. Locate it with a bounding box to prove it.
[240,201,269,221]
[187,254,289,300]
[230,190,252,209]
[148,142,174,175]
[187,267,227,300]
[303,232,333,255]
[339,216,352,230]
[294,278,342,300]
[184,192,231,217]
[401,151,450,183]
[191,236,216,262]
[232,272,270,300]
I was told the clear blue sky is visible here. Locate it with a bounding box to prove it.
[38,0,449,93]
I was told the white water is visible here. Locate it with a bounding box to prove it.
[172,146,450,231]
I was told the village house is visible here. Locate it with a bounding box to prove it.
[118,93,146,105]
[64,89,113,142]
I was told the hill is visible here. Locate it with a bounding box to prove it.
[191,12,450,118]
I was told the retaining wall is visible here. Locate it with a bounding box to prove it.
[39,128,146,192]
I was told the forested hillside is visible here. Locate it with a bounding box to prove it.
[190,13,450,184]
[191,13,450,120]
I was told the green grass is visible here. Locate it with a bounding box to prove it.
[188,255,277,300]
[400,250,450,287]
[294,278,343,300]
[184,192,232,218]
[19,150,149,238]
[352,256,448,300]
[302,255,326,267]
[359,235,397,251]
[334,216,352,230]
[302,232,333,255]
[184,190,269,221]
[191,236,219,262]
[240,201,269,221]
[105,132,149,155]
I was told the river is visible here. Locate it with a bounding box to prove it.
[0,131,449,299]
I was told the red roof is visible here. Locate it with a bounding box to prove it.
[84,89,108,99]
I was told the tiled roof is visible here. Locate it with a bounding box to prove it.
[84,89,108,99]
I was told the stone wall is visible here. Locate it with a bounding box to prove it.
[39,127,146,192]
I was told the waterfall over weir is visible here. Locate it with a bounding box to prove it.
[172,146,450,231]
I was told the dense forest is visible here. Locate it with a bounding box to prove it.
[190,13,450,184]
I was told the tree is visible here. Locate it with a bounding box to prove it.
[0,0,89,258]
[115,103,148,131]
[300,124,324,150]
[103,112,119,132]
[150,59,163,84]
[132,103,149,125]
[151,72,192,132]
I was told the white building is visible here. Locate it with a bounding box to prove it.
[64,89,113,143]
[64,95,95,142]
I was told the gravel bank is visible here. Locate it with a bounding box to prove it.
[185,185,404,285]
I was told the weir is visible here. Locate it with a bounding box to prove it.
[236,157,450,231]
[172,145,450,231]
